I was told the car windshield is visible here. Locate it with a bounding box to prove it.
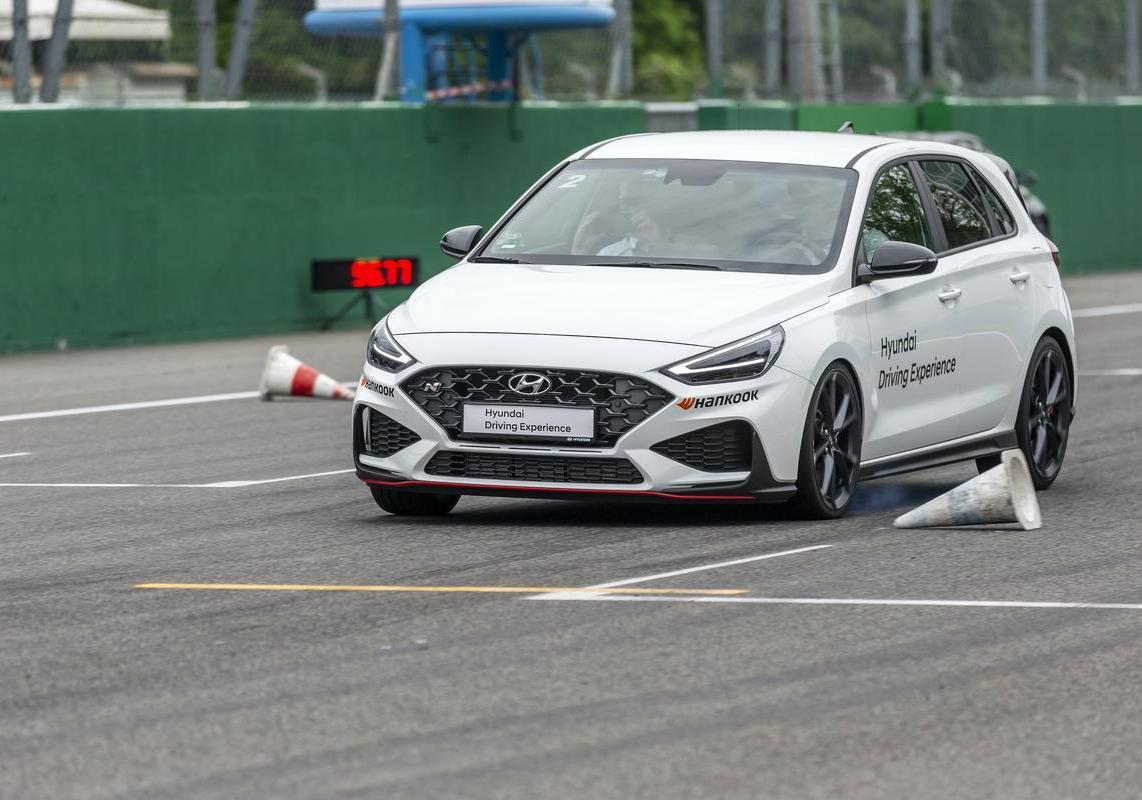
[475,158,858,274]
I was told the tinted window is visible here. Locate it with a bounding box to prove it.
[861,164,932,263]
[920,161,992,249]
[976,170,1016,235]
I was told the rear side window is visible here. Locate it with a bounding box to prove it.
[861,164,932,263]
[976,171,1016,235]
[919,161,992,250]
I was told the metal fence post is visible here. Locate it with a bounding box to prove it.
[1031,0,1047,94]
[375,0,401,100]
[826,0,842,101]
[930,0,946,87]
[11,0,32,103]
[605,0,632,98]
[903,0,921,93]
[706,0,724,98]
[787,0,820,101]
[224,0,259,100]
[39,0,74,103]
[765,0,782,94]
[1127,0,1141,94]
[195,0,218,100]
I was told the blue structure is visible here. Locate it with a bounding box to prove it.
[304,1,615,102]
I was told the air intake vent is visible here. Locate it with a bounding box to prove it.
[650,421,752,472]
[362,408,420,458]
[425,452,642,485]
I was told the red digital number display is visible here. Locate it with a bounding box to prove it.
[349,258,415,288]
[311,257,419,292]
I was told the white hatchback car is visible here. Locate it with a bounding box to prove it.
[353,131,1076,518]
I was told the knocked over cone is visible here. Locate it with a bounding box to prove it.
[259,345,353,401]
[894,449,1042,530]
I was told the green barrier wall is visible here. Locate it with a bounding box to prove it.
[0,104,647,353]
[922,101,1142,273]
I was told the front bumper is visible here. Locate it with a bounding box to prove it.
[352,336,811,503]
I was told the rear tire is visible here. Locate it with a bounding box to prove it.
[788,364,863,520]
[369,486,459,516]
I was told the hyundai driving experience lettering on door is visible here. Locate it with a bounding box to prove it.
[877,330,956,390]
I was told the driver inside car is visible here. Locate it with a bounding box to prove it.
[571,178,672,257]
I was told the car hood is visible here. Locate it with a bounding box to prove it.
[389,262,831,348]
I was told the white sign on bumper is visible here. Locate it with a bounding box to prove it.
[462,403,594,440]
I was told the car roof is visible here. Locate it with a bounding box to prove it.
[582,130,899,169]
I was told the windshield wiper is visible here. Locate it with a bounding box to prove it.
[468,255,530,264]
[585,260,721,271]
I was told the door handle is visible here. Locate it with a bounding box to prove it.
[937,288,962,304]
[1009,270,1032,285]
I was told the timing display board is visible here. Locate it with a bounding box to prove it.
[311,257,419,291]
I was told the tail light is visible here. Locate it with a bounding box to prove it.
[1047,240,1061,269]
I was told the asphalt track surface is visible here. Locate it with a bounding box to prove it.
[3,273,1142,799]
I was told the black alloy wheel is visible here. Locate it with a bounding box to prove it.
[791,365,863,519]
[1019,337,1071,489]
[370,486,459,516]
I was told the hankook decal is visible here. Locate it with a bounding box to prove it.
[360,376,395,397]
[677,389,760,410]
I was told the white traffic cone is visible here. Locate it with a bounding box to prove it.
[258,345,353,401]
[893,449,1042,530]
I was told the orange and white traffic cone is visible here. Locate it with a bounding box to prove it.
[258,345,353,401]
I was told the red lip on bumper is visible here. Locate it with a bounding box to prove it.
[359,477,755,502]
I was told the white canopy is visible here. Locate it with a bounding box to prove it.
[0,0,170,42]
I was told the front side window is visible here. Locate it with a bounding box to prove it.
[476,159,858,274]
[920,160,993,250]
[861,164,932,263]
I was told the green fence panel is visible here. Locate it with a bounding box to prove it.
[696,101,796,130]
[0,103,646,353]
[927,102,1142,272]
[796,103,919,133]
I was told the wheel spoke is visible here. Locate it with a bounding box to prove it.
[834,393,851,432]
[819,452,835,496]
[1039,352,1051,393]
[1033,426,1047,464]
[1046,370,1064,405]
[814,440,828,458]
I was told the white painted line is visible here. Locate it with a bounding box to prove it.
[1079,369,1142,377]
[0,468,354,489]
[0,391,259,424]
[584,544,834,590]
[531,544,834,600]
[1072,302,1142,319]
[540,594,1142,611]
[0,452,31,459]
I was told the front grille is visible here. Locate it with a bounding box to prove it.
[425,452,643,485]
[362,408,420,457]
[651,421,753,472]
[401,367,673,447]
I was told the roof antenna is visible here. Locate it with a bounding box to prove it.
[837,121,856,134]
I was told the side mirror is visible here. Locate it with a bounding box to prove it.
[858,241,939,283]
[440,225,483,260]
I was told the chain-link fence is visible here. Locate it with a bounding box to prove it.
[2,0,1139,105]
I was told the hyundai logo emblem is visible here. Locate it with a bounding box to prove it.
[507,372,553,395]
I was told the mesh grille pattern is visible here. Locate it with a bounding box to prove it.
[401,367,672,447]
[425,452,643,485]
[650,422,753,472]
[363,409,421,458]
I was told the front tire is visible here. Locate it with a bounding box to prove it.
[370,486,459,516]
[789,364,863,519]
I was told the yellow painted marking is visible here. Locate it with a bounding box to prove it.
[133,582,746,596]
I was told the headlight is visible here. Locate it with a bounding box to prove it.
[366,316,416,372]
[662,325,784,385]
